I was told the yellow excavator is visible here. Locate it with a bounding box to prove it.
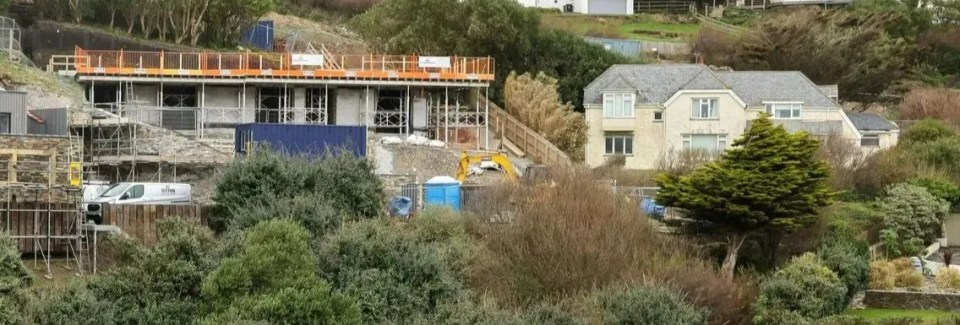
[455,150,519,183]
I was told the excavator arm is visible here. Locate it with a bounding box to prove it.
[455,151,518,183]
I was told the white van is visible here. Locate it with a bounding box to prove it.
[82,181,112,203]
[84,182,193,224]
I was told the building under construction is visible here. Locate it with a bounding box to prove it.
[53,47,496,183]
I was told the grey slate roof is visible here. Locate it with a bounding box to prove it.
[819,85,839,98]
[583,64,838,108]
[847,112,898,131]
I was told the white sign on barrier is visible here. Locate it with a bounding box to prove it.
[419,56,451,69]
[291,54,324,66]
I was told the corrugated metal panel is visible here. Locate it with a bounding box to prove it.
[27,108,69,136]
[235,123,367,158]
[0,91,28,135]
[241,21,274,51]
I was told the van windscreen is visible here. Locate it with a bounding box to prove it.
[99,184,130,197]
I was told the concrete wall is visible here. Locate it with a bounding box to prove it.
[335,88,373,126]
[863,290,960,310]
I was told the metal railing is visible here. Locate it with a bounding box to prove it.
[633,1,697,12]
[72,47,496,81]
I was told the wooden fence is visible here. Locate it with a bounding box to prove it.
[102,204,204,247]
[0,202,79,253]
[484,97,573,167]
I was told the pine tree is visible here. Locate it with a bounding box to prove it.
[655,113,833,279]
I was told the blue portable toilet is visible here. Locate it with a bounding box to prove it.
[424,176,461,212]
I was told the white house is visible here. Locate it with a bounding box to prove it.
[582,64,900,169]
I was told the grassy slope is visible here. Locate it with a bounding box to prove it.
[847,309,959,322]
[540,14,700,42]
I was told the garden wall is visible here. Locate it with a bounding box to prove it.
[863,290,960,310]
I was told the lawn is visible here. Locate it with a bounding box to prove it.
[847,309,959,322]
[540,14,700,42]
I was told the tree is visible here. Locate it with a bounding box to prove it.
[203,0,277,47]
[655,114,833,279]
[504,72,587,160]
[201,219,361,324]
[353,0,627,109]
[878,183,949,256]
[0,234,31,294]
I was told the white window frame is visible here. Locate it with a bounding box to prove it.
[653,111,663,122]
[605,133,634,155]
[764,102,803,119]
[682,134,728,151]
[691,98,718,119]
[860,134,880,147]
[603,93,635,118]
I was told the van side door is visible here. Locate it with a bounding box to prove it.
[119,184,146,204]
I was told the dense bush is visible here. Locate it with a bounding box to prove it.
[900,119,957,146]
[212,148,383,233]
[904,136,960,179]
[86,217,216,324]
[871,258,925,289]
[817,239,870,300]
[822,201,886,241]
[28,283,118,325]
[879,183,950,256]
[316,208,476,324]
[868,260,897,290]
[908,176,960,208]
[936,267,960,290]
[201,219,360,324]
[590,285,709,325]
[472,170,754,325]
[848,148,916,197]
[231,193,343,238]
[753,253,847,324]
[0,234,31,294]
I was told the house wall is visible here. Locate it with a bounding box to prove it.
[335,88,371,126]
[585,92,869,170]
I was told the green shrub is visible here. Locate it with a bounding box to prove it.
[87,217,215,324]
[754,253,847,324]
[230,193,343,238]
[879,183,949,257]
[590,284,709,325]
[0,234,32,293]
[412,299,526,325]
[936,267,960,290]
[29,283,118,325]
[823,201,886,241]
[908,177,960,209]
[212,148,383,233]
[201,219,361,324]
[900,119,957,146]
[817,238,869,300]
[316,208,475,324]
[906,136,960,179]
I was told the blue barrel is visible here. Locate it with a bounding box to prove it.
[424,176,461,212]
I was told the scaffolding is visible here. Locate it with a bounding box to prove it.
[427,87,488,148]
[0,138,88,278]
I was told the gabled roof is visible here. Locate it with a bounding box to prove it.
[847,112,898,131]
[583,64,839,108]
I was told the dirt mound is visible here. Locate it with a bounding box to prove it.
[266,12,367,54]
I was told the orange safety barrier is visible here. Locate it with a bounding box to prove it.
[73,47,495,82]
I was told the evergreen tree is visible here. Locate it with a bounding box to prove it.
[655,113,833,279]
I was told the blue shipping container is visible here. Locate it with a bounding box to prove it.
[424,176,461,212]
[241,20,274,51]
[235,123,367,158]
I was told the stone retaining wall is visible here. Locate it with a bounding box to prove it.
[863,290,960,310]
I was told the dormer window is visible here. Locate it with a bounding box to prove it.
[603,93,635,118]
[765,102,802,119]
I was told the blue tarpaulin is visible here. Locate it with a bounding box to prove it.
[641,196,666,219]
[390,196,413,218]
